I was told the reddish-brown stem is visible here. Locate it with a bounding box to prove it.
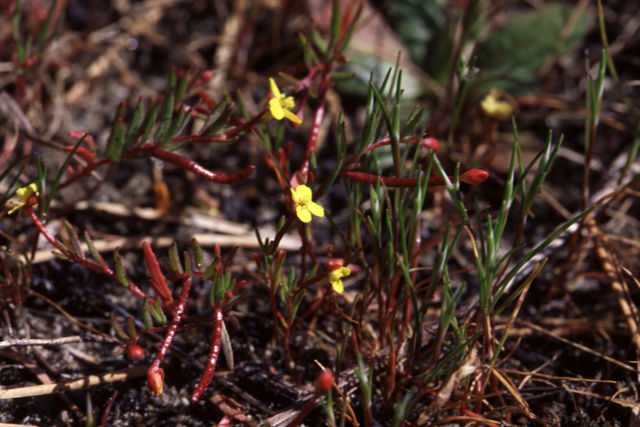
[225,110,267,138]
[341,169,489,188]
[29,210,149,300]
[269,214,297,255]
[343,136,441,169]
[196,89,215,112]
[148,276,191,384]
[298,66,331,178]
[190,304,223,402]
[60,137,256,189]
[142,144,255,183]
[300,100,325,178]
[63,146,95,163]
[99,390,118,427]
[58,157,113,189]
[171,134,231,144]
[29,210,58,248]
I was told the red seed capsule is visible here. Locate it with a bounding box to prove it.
[315,369,334,394]
[127,344,145,361]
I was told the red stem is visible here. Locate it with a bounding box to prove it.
[29,210,149,300]
[225,110,267,138]
[171,134,231,144]
[148,276,192,378]
[142,144,255,183]
[343,136,440,169]
[298,66,331,178]
[341,169,488,188]
[59,157,112,189]
[99,390,118,427]
[190,304,223,402]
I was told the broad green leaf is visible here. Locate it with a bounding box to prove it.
[477,3,587,90]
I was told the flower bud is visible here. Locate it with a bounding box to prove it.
[315,369,334,394]
[421,137,441,151]
[327,258,344,271]
[460,169,489,185]
[147,367,165,396]
[200,70,214,83]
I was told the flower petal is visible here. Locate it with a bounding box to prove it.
[269,98,285,120]
[269,78,281,98]
[339,267,351,276]
[282,96,295,110]
[283,108,302,124]
[307,201,324,218]
[331,279,344,293]
[16,183,37,199]
[296,206,312,223]
[7,204,22,215]
[295,185,312,202]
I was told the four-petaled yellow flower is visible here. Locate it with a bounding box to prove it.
[291,184,324,223]
[329,266,351,293]
[269,78,302,124]
[7,183,38,215]
[481,88,513,119]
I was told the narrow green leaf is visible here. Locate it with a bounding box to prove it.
[114,247,130,287]
[109,313,129,341]
[140,102,159,144]
[154,93,175,143]
[201,104,232,135]
[62,219,84,259]
[175,70,190,102]
[142,304,154,331]
[191,238,203,270]
[84,231,108,270]
[105,101,126,159]
[183,250,192,275]
[126,316,137,339]
[45,135,85,213]
[220,320,234,370]
[152,300,167,326]
[493,207,594,302]
[168,242,184,276]
[125,98,146,145]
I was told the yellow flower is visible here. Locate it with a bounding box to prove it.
[7,183,38,215]
[291,184,324,223]
[329,267,351,293]
[269,78,302,124]
[481,89,513,119]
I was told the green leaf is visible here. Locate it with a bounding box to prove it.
[142,305,154,331]
[125,98,146,145]
[221,320,234,370]
[109,313,129,341]
[84,231,108,270]
[114,247,130,288]
[126,317,137,339]
[388,0,448,68]
[154,93,175,143]
[62,220,84,259]
[168,242,184,276]
[105,102,126,160]
[478,3,587,90]
[191,238,203,270]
